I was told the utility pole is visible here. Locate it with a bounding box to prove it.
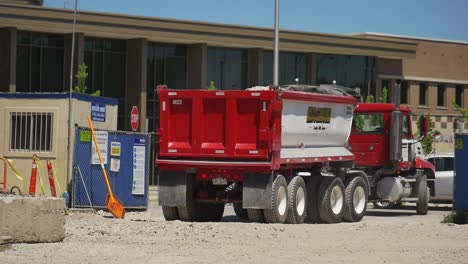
[67,0,78,196]
[273,0,279,86]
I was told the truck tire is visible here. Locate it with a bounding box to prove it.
[197,204,225,222]
[305,176,321,223]
[247,209,265,223]
[318,177,345,224]
[263,175,289,224]
[178,175,197,222]
[343,176,368,222]
[233,203,249,220]
[286,176,307,224]
[416,173,429,215]
[162,206,179,221]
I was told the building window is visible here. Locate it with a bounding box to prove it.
[16,31,64,92]
[84,37,126,130]
[262,52,309,85]
[401,81,408,104]
[9,112,53,152]
[147,43,187,132]
[419,82,427,105]
[316,54,375,99]
[437,84,446,107]
[455,84,464,107]
[207,47,247,90]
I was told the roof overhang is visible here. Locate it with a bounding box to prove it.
[0,3,417,59]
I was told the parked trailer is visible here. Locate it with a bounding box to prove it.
[156,85,369,224]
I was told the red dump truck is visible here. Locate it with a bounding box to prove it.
[156,85,370,224]
[156,83,433,224]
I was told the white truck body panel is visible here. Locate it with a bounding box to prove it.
[280,99,354,159]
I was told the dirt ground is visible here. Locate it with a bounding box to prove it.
[1,202,468,264]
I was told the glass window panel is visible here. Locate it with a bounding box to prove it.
[456,85,463,107]
[165,56,186,89]
[401,81,408,104]
[419,82,427,105]
[103,53,125,98]
[30,46,41,92]
[316,54,376,99]
[263,52,308,85]
[352,113,384,134]
[16,46,30,92]
[93,52,104,94]
[84,51,94,92]
[41,48,64,92]
[437,84,446,106]
[17,31,31,45]
[444,157,454,171]
[16,31,64,92]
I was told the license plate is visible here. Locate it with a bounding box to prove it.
[212,177,228,185]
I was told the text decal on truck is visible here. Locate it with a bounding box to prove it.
[306,106,332,131]
[306,107,332,124]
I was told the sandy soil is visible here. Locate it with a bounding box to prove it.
[1,203,468,264]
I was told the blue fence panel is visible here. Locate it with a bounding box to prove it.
[454,133,468,212]
[73,128,149,209]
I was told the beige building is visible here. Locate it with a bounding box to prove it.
[0,0,467,155]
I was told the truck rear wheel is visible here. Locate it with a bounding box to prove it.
[247,209,265,223]
[305,176,321,223]
[416,173,429,215]
[343,176,368,222]
[263,175,289,224]
[318,177,345,224]
[178,175,197,222]
[162,206,179,221]
[286,176,307,224]
[233,203,249,220]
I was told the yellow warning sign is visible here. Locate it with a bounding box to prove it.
[306,107,332,124]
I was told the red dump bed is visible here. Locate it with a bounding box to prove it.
[157,88,276,161]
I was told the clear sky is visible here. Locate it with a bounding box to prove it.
[44,0,468,41]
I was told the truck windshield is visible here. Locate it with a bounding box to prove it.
[352,113,384,134]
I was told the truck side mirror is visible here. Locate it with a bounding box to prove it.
[419,116,428,138]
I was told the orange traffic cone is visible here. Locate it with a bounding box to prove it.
[47,160,57,197]
[29,155,38,196]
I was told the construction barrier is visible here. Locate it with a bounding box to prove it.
[73,127,149,209]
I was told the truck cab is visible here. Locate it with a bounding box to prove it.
[349,103,415,169]
[348,102,435,213]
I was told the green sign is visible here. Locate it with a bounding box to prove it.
[456,138,463,150]
[80,130,91,142]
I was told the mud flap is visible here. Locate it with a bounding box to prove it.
[158,170,188,207]
[242,172,274,209]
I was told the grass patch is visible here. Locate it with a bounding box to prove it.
[442,211,468,224]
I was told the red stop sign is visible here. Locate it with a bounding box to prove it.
[131,106,139,131]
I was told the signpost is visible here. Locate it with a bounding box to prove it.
[131,106,139,131]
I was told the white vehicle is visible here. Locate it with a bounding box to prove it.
[425,153,454,202]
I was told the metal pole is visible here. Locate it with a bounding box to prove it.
[273,0,279,86]
[67,0,78,196]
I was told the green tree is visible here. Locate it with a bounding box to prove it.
[74,64,88,93]
[365,94,375,103]
[379,87,388,103]
[208,81,217,90]
[453,102,468,121]
[73,63,101,96]
[417,114,435,155]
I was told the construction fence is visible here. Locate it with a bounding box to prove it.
[72,127,149,209]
